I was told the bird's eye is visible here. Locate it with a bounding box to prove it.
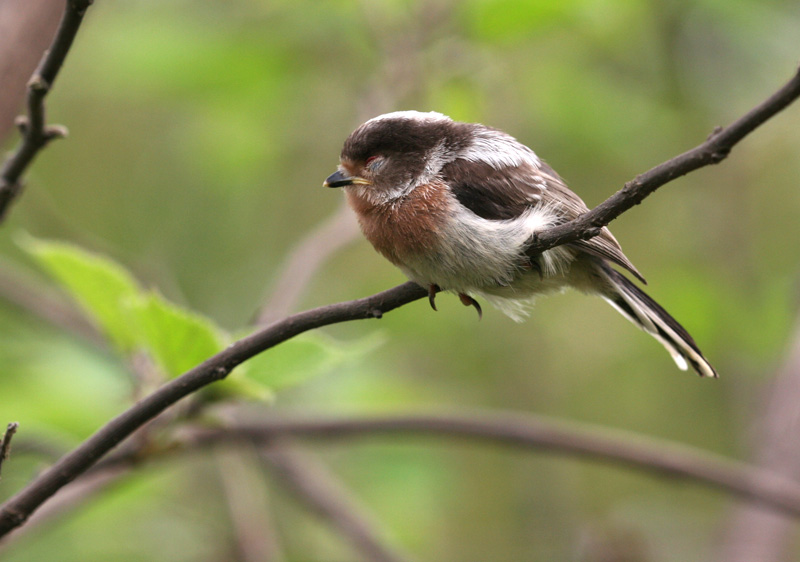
[365,155,383,171]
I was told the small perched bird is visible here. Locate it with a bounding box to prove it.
[324,111,716,378]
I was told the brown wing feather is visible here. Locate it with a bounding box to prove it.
[442,158,646,284]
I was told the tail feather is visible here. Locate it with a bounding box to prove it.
[599,265,717,378]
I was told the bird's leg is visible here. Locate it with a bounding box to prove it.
[522,256,543,279]
[458,293,483,320]
[428,284,440,311]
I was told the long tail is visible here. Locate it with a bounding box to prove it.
[598,264,717,378]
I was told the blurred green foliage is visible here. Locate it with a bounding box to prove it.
[1,0,800,560]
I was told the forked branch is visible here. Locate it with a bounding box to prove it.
[0,0,94,222]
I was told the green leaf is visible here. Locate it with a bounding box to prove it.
[132,291,226,378]
[21,236,142,352]
[21,236,352,400]
[207,369,275,403]
[243,332,384,391]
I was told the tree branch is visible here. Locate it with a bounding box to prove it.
[261,442,410,562]
[0,0,94,222]
[185,412,800,519]
[1,64,799,538]
[528,65,800,254]
[0,281,427,537]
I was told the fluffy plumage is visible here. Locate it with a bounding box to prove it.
[324,111,716,378]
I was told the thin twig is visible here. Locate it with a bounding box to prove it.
[0,0,94,222]
[0,423,20,481]
[1,65,799,537]
[187,412,800,519]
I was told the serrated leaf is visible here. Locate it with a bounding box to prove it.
[132,292,226,378]
[21,236,142,352]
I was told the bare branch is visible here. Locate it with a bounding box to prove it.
[0,423,20,481]
[215,447,286,562]
[528,65,800,254]
[188,412,800,519]
[261,442,410,562]
[1,62,799,538]
[0,0,64,142]
[716,316,800,562]
[0,0,94,222]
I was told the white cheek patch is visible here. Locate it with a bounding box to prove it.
[346,183,411,206]
[460,129,540,170]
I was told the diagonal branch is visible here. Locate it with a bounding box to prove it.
[261,442,410,562]
[1,65,799,538]
[0,0,94,222]
[528,65,800,254]
[0,281,426,537]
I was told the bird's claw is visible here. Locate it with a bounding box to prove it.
[428,284,440,311]
[458,293,483,320]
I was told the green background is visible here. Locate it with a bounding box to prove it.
[1,0,800,560]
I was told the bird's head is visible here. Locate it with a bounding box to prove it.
[323,111,468,203]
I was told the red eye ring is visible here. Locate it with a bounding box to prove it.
[365,156,379,165]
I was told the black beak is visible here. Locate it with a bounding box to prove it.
[323,170,354,188]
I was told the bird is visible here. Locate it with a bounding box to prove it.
[323,111,716,378]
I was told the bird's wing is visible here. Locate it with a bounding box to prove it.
[441,158,646,284]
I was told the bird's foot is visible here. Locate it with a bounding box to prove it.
[522,256,543,279]
[428,284,440,311]
[458,293,483,320]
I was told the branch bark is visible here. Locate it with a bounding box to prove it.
[0,0,63,142]
[1,65,799,538]
[527,65,800,254]
[176,413,800,519]
[0,0,94,222]
[0,281,427,537]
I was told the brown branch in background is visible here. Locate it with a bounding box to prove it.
[0,0,94,222]
[261,442,410,562]
[1,63,799,538]
[186,413,800,519]
[214,447,286,562]
[257,203,360,324]
[0,423,20,481]
[715,316,800,562]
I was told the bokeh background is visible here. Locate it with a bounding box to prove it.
[1,0,800,560]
